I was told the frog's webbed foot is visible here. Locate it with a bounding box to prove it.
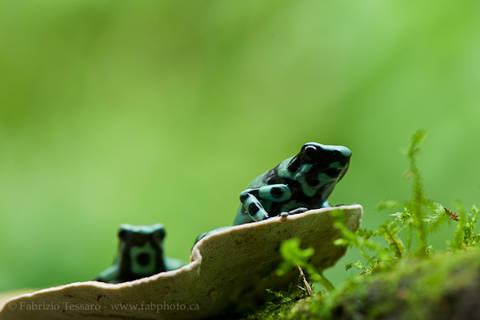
[288,207,308,214]
[278,207,308,220]
[322,200,332,208]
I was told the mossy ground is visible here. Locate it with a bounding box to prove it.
[242,246,480,320]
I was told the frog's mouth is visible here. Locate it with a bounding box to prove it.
[337,161,349,182]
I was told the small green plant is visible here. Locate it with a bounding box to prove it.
[448,203,480,250]
[277,238,335,293]
[333,130,480,276]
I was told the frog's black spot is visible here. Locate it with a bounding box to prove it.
[335,151,349,165]
[325,167,341,178]
[264,167,279,183]
[306,177,319,187]
[270,187,283,198]
[287,156,301,172]
[240,193,249,202]
[248,203,261,215]
[136,253,151,266]
[268,202,284,216]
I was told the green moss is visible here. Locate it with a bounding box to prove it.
[283,248,480,320]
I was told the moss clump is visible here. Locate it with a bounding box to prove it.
[286,248,480,319]
[243,248,480,320]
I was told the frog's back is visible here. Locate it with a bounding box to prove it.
[247,171,270,188]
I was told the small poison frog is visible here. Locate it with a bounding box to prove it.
[96,224,184,283]
[234,142,351,224]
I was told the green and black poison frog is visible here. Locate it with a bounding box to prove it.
[96,224,184,283]
[196,142,351,242]
[234,142,351,224]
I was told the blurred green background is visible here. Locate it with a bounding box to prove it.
[1,0,479,292]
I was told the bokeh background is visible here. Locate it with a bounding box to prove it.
[1,0,479,292]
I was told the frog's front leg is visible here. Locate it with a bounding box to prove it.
[95,264,120,283]
[240,184,292,222]
[280,200,330,217]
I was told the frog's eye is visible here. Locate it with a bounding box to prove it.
[118,229,129,240]
[154,228,166,241]
[303,145,318,160]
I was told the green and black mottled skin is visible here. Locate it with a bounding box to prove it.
[235,142,351,224]
[96,224,184,283]
[196,142,351,241]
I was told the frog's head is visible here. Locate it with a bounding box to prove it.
[117,224,167,278]
[287,142,351,198]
